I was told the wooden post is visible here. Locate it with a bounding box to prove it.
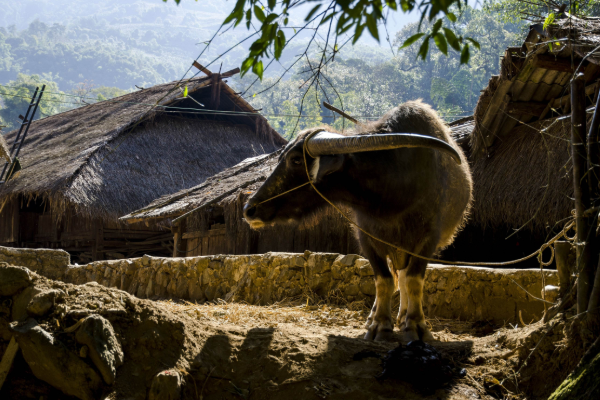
[92,220,104,261]
[173,219,187,257]
[587,81,600,316]
[555,241,573,298]
[571,73,594,313]
[210,74,220,110]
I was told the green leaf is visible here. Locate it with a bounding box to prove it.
[268,0,276,10]
[432,19,443,34]
[400,33,425,49]
[274,30,286,59]
[353,23,365,44]
[460,43,470,64]
[366,14,379,41]
[417,36,430,60]
[466,37,480,50]
[446,12,457,23]
[543,13,555,30]
[252,60,264,79]
[443,28,460,51]
[183,85,188,97]
[254,5,266,22]
[305,4,322,21]
[240,57,254,77]
[433,32,447,55]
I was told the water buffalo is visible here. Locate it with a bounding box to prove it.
[243,100,473,341]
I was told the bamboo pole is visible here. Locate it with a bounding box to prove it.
[571,73,595,313]
[587,80,600,316]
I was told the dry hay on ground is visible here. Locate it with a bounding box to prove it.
[0,266,586,400]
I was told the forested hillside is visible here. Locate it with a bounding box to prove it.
[0,0,524,135]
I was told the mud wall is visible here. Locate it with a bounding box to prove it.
[0,246,558,324]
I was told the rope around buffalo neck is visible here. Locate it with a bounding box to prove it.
[298,130,573,267]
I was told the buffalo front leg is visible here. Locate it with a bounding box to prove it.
[402,239,436,341]
[396,268,408,329]
[364,254,395,341]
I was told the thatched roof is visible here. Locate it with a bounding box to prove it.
[472,16,600,156]
[121,122,473,224]
[120,152,278,223]
[469,114,573,230]
[0,132,10,163]
[0,77,286,221]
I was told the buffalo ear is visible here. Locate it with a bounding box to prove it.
[314,154,344,183]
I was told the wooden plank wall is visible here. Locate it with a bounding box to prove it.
[0,198,19,244]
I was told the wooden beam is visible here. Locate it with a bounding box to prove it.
[192,61,213,76]
[182,228,226,240]
[323,102,362,125]
[535,54,578,73]
[92,221,104,261]
[173,219,186,257]
[0,337,19,390]
[221,67,240,78]
[210,74,221,110]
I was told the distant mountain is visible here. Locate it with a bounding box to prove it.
[0,0,393,90]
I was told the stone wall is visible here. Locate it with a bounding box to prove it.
[0,246,70,280]
[0,246,558,324]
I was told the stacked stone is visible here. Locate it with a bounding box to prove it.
[1,246,561,324]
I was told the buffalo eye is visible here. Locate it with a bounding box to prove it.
[291,157,302,166]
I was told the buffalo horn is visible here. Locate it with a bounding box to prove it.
[306,132,462,164]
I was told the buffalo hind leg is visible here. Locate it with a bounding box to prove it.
[389,252,408,329]
[364,253,394,341]
[403,241,436,341]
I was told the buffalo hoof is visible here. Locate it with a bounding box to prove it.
[403,320,434,342]
[364,320,394,342]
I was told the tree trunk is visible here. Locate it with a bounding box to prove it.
[571,73,595,313]
[549,335,600,400]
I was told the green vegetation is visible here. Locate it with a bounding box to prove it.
[237,6,522,138]
[0,1,522,138]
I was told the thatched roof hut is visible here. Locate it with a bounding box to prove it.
[444,17,600,265]
[121,152,359,256]
[0,74,286,262]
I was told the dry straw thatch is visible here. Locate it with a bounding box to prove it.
[469,116,573,231]
[0,77,286,223]
[0,131,10,163]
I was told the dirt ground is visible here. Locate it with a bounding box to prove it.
[0,268,585,400]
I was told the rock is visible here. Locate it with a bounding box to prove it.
[27,289,63,317]
[12,286,39,321]
[0,317,12,341]
[358,263,374,277]
[149,369,182,400]
[543,285,560,304]
[75,314,124,385]
[0,264,31,296]
[359,276,376,296]
[10,318,102,400]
